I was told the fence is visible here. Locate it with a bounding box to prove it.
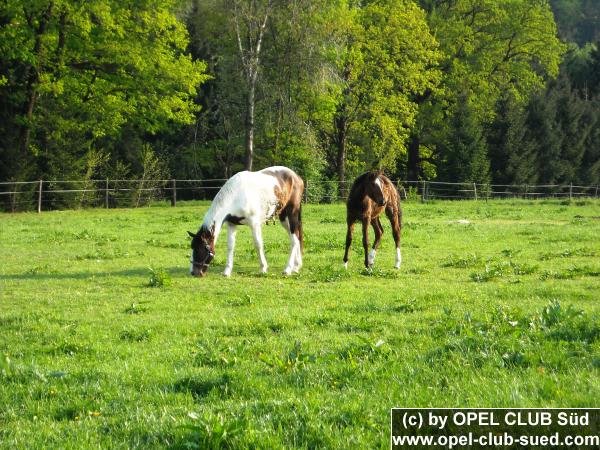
[0,178,598,212]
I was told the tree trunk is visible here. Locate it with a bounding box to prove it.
[245,81,255,170]
[334,114,347,198]
[18,83,38,161]
[18,3,54,162]
[407,133,421,181]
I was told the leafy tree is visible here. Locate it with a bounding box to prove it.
[314,0,440,189]
[0,0,208,182]
[409,0,564,181]
[186,0,328,181]
[231,0,272,170]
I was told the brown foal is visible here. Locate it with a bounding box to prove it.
[343,171,402,269]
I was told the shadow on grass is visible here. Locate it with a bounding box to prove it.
[1,263,307,282]
[0,266,197,281]
[171,374,233,400]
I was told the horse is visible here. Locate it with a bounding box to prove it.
[343,170,402,269]
[188,166,304,277]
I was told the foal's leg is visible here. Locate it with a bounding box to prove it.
[250,222,268,273]
[223,223,237,277]
[385,206,402,269]
[343,221,355,269]
[368,217,384,266]
[362,217,371,268]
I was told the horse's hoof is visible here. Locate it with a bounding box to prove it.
[343,262,348,270]
[222,271,232,277]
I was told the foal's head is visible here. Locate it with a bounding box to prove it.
[365,171,386,206]
[188,225,215,277]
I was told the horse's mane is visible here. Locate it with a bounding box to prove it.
[348,171,372,199]
[202,174,241,230]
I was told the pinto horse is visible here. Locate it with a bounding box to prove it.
[343,171,402,269]
[188,166,304,277]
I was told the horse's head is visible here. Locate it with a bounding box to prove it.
[188,225,215,277]
[366,170,386,207]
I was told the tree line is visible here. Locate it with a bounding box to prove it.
[1,0,599,204]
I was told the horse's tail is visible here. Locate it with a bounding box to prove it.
[395,185,403,229]
[297,204,304,254]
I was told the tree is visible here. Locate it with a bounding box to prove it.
[231,0,272,170]
[487,94,537,185]
[0,0,208,182]
[549,0,600,45]
[410,0,564,181]
[526,88,563,184]
[315,0,440,190]
[437,96,490,184]
[186,0,328,181]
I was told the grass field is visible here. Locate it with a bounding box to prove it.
[1,199,599,448]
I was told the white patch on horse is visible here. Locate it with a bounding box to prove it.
[374,177,384,197]
[250,221,268,273]
[368,248,376,266]
[395,248,402,269]
[282,217,301,274]
[284,234,301,275]
[223,223,236,277]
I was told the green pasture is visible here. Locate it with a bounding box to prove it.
[1,199,599,448]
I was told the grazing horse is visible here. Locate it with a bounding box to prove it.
[188,166,304,277]
[343,171,402,269]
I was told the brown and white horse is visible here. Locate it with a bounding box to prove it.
[343,171,402,269]
[189,166,304,277]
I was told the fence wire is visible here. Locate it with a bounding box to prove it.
[0,178,598,212]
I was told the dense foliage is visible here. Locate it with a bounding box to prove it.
[1,0,599,203]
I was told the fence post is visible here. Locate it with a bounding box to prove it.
[473,183,478,201]
[304,179,308,203]
[171,179,177,207]
[421,181,426,203]
[596,185,599,198]
[569,183,573,201]
[105,178,109,209]
[37,180,43,213]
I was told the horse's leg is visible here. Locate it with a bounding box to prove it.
[250,222,268,273]
[343,221,355,269]
[281,216,300,275]
[362,217,371,268]
[369,217,384,266]
[223,223,237,277]
[289,208,303,272]
[386,206,402,269]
